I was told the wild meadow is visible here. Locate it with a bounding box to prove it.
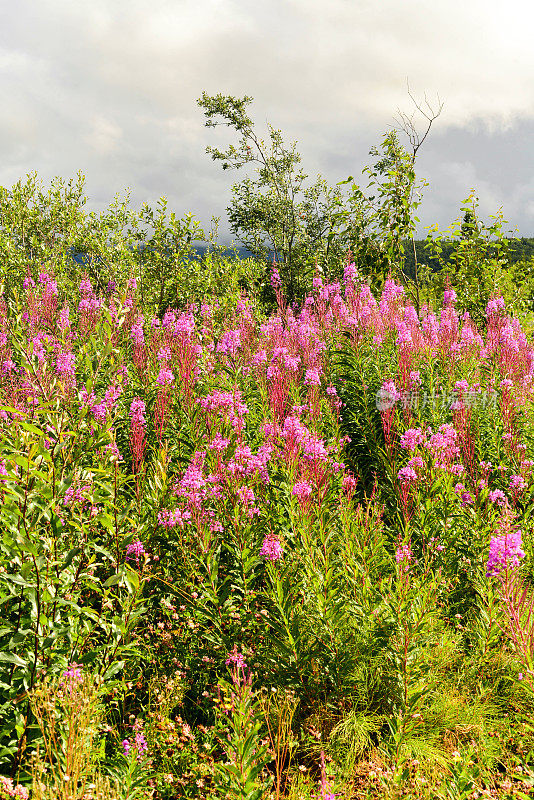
[2,251,534,799]
[2,92,534,798]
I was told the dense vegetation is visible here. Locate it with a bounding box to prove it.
[1,95,534,800]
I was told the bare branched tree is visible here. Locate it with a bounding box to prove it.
[392,81,445,311]
[394,80,445,164]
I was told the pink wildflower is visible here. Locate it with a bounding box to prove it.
[486,531,525,577]
[396,544,413,564]
[260,533,283,562]
[400,428,425,451]
[489,489,508,507]
[292,481,313,501]
[126,539,146,565]
[226,646,247,669]
[156,367,174,386]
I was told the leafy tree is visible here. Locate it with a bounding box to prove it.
[198,90,443,305]
[333,129,424,292]
[461,208,480,239]
[135,198,206,313]
[197,92,345,302]
[0,172,88,295]
[424,191,521,323]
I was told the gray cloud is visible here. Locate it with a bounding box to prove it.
[0,0,533,239]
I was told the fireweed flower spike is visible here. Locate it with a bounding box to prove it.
[59,662,84,693]
[122,719,148,762]
[225,646,247,670]
[260,532,283,561]
[486,530,525,577]
[126,539,146,566]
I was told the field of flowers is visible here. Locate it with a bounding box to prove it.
[1,260,534,799]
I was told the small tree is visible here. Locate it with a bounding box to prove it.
[332,88,443,302]
[198,92,345,302]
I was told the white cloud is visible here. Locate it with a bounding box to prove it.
[85,116,123,155]
[0,0,533,234]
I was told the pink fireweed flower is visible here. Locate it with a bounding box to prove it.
[510,474,527,493]
[396,544,413,565]
[156,367,174,386]
[226,646,247,669]
[158,509,192,529]
[304,367,321,386]
[485,296,506,316]
[60,662,84,689]
[486,531,525,577]
[0,777,29,799]
[397,466,418,483]
[129,397,146,425]
[79,279,93,295]
[260,533,283,562]
[237,485,260,517]
[454,379,469,393]
[104,441,123,462]
[126,539,146,565]
[454,483,474,506]
[489,489,508,508]
[315,750,337,800]
[130,318,145,347]
[209,433,230,452]
[270,267,282,289]
[292,480,313,501]
[58,304,70,331]
[56,350,76,378]
[343,261,357,283]
[217,328,242,357]
[342,473,358,495]
[63,483,92,508]
[400,428,426,451]
[130,397,147,472]
[1,359,16,375]
[377,380,401,411]
[122,719,148,762]
[450,463,465,477]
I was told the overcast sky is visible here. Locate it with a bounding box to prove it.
[1,0,533,242]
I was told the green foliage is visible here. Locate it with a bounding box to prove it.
[333,130,426,291]
[423,191,521,323]
[198,91,346,302]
